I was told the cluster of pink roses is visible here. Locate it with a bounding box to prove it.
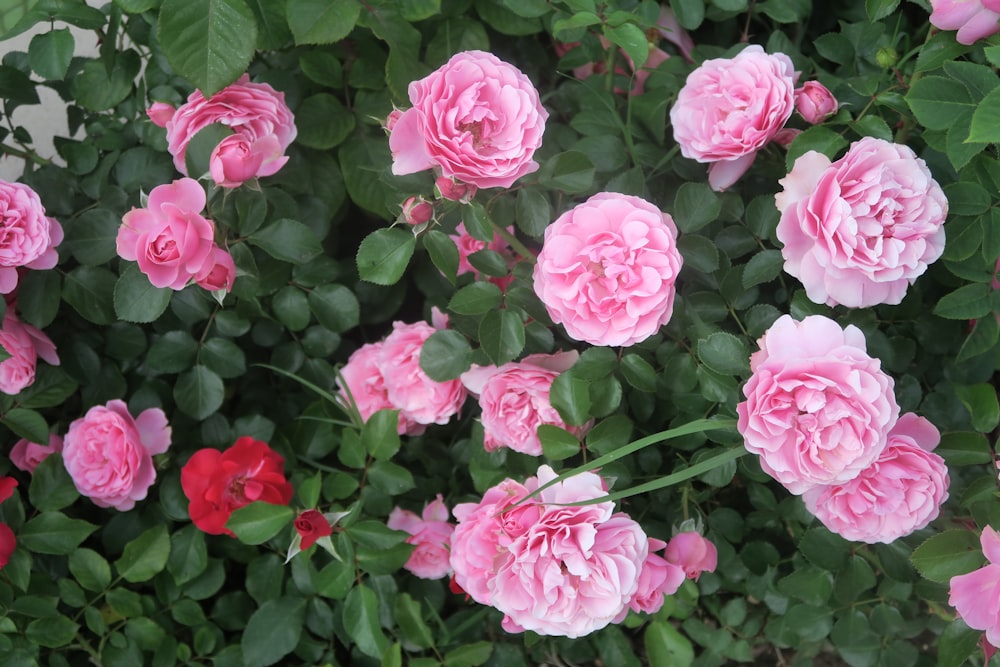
[737,315,949,543]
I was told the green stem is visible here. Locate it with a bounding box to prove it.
[490,219,536,264]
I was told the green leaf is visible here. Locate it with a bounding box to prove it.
[444,641,494,667]
[938,618,981,667]
[2,408,49,443]
[698,332,750,376]
[63,266,117,325]
[18,512,97,555]
[916,31,970,73]
[0,0,41,40]
[742,250,785,288]
[777,565,833,605]
[0,65,39,105]
[955,383,1000,432]
[786,126,848,170]
[969,86,1000,143]
[362,409,401,460]
[448,282,503,315]
[906,76,975,131]
[549,371,591,426]
[184,123,234,178]
[272,286,310,331]
[677,234,719,273]
[227,502,295,545]
[249,218,323,264]
[937,431,992,466]
[357,228,416,285]
[368,460,416,495]
[69,548,112,592]
[167,525,208,586]
[420,329,473,381]
[70,52,141,110]
[308,284,359,333]
[286,0,360,44]
[645,621,694,667]
[673,182,721,233]
[174,365,225,420]
[865,0,898,21]
[672,0,704,29]
[158,0,258,96]
[63,208,121,266]
[28,28,73,80]
[944,182,991,216]
[115,525,170,583]
[344,584,390,658]
[147,331,199,373]
[17,269,61,329]
[295,93,355,149]
[515,188,551,237]
[538,425,580,461]
[911,529,984,583]
[934,283,992,320]
[479,309,525,365]
[114,263,172,323]
[604,21,648,70]
[242,596,307,667]
[539,150,596,193]
[394,593,434,649]
[423,230,459,284]
[620,353,657,392]
[26,615,79,648]
[28,455,78,512]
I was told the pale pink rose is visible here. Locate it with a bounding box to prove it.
[670,45,796,191]
[388,494,456,580]
[776,137,948,308]
[949,526,1000,646]
[461,350,585,455]
[435,176,477,203]
[930,0,1000,44]
[626,538,686,615]
[401,196,434,226]
[117,178,217,290]
[533,192,682,347]
[0,312,59,395]
[62,400,171,511]
[10,433,63,473]
[389,50,548,189]
[194,245,236,292]
[802,413,949,543]
[0,180,63,294]
[665,531,718,580]
[146,102,175,128]
[336,341,424,436]
[158,75,296,181]
[209,132,287,188]
[736,315,900,495]
[795,81,838,124]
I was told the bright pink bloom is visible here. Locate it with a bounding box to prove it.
[736,315,899,495]
[389,50,548,189]
[802,413,949,543]
[209,133,284,188]
[795,81,838,124]
[194,245,236,292]
[388,494,456,580]
[10,433,63,473]
[0,311,59,395]
[949,526,1000,646]
[461,351,585,455]
[670,45,796,191]
[776,137,948,308]
[62,400,171,511]
[117,178,217,290]
[0,179,63,294]
[626,538,686,615]
[294,509,332,550]
[929,0,1000,44]
[665,531,718,580]
[533,192,682,347]
[401,197,434,226]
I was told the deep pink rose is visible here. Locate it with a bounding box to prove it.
[626,538,686,615]
[194,245,236,292]
[146,102,175,128]
[389,50,548,189]
[0,179,63,294]
[665,531,719,580]
[62,399,171,511]
[117,178,217,290]
[388,494,456,580]
[736,315,900,495]
[533,192,682,347]
[930,0,1000,44]
[154,75,296,182]
[950,526,1000,646]
[10,433,63,474]
[337,341,424,436]
[0,312,59,395]
[795,81,838,124]
[435,176,477,203]
[670,45,795,191]
[461,351,585,455]
[802,413,949,543]
[379,320,467,428]
[401,197,434,226]
[776,137,948,308]
[0,476,14,569]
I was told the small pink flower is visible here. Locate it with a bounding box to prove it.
[0,180,63,294]
[627,538,686,615]
[795,81,838,124]
[776,137,948,308]
[62,400,171,511]
[390,50,548,189]
[209,133,286,188]
[194,245,236,292]
[146,102,176,128]
[0,311,59,395]
[670,45,796,191]
[533,192,682,347]
[736,315,899,495]
[435,176,477,203]
[930,0,1000,44]
[388,494,456,580]
[665,531,718,580]
[10,433,63,473]
[949,526,1000,646]
[401,197,434,225]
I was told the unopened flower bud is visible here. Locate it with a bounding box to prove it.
[876,47,898,69]
[435,176,477,203]
[795,81,838,125]
[401,196,433,226]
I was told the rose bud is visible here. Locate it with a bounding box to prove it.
[795,81,838,124]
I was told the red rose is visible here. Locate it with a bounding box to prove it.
[180,437,293,537]
[294,510,332,550]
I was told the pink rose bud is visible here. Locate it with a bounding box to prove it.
[664,531,718,580]
[194,245,237,293]
[435,176,477,203]
[10,433,63,474]
[795,81,838,124]
[146,102,176,128]
[401,196,434,225]
[209,133,267,188]
[384,108,403,133]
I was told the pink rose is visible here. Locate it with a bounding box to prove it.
[379,320,467,428]
[665,531,719,580]
[146,101,176,128]
[802,413,949,543]
[950,526,1000,646]
[389,50,548,189]
[336,341,424,436]
[930,0,1000,44]
[387,494,456,580]
[776,137,948,308]
[10,433,63,474]
[0,179,63,293]
[209,132,287,189]
[62,399,171,511]
[795,81,838,124]
[0,312,59,395]
[461,350,585,455]
[435,176,477,203]
[533,192,683,347]
[194,245,236,292]
[401,196,434,226]
[670,45,796,191]
[117,178,217,290]
[155,75,296,183]
[626,538,686,615]
[736,315,900,495]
